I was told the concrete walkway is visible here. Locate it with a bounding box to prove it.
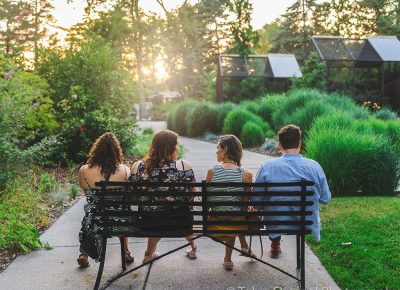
[0,133,340,290]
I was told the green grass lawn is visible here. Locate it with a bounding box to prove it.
[306,196,400,289]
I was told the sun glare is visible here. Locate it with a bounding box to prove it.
[155,60,168,80]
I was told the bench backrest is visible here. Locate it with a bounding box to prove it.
[90,180,315,237]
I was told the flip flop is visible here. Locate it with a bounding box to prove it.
[125,250,134,263]
[223,261,233,270]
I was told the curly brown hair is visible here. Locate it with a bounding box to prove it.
[143,130,178,173]
[218,135,243,166]
[87,132,124,180]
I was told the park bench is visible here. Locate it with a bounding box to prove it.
[90,180,315,290]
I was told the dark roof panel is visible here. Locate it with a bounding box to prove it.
[312,35,400,63]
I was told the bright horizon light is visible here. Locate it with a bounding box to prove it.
[53,0,298,30]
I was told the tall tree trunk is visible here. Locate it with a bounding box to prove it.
[34,0,39,67]
[131,0,143,98]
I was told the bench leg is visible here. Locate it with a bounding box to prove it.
[94,237,108,290]
[300,235,305,290]
[296,235,300,270]
[119,237,126,271]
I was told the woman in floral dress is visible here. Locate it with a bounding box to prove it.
[130,130,198,263]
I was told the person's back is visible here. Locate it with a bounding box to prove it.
[208,164,244,212]
[205,135,253,270]
[79,163,129,190]
[77,132,133,268]
[253,125,331,258]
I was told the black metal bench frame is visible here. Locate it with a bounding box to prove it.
[91,180,315,290]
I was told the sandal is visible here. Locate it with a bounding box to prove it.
[185,246,197,259]
[125,250,134,264]
[77,254,90,268]
[239,247,254,257]
[142,251,160,264]
[223,261,233,271]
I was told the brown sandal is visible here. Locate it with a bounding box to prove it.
[125,251,134,263]
[77,254,90,268]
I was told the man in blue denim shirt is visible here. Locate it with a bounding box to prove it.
[252,125,331,258]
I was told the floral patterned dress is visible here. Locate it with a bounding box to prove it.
[129,160,196,235]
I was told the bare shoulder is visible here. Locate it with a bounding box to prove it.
[119,164,130,176]
[130,160,142,174]
[178,159,192,171]
[205,167,214,182]
[243,169,253,182]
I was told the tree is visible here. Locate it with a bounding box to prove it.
[0,0,32,57]
[0,0,54,66]
[158,0,230,98]
[227,0,258,55]
[256,23,279,54]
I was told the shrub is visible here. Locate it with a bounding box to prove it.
[215,102,236,133]
[282,100,335,136]
[260,138,279,152]
[241,122,265,147]
[166,106,177,131]
[272,88,316,129]
[0,171,57,254]
[306,127,399,195]
[203,132,219,142]
[142,127,154,135]
[373,107,398,120]
[173,100,199,135]
[257,93,284,124]
[187,103,218,137]
[240,100,259,115]
[130,132,153,158]
[291,52,327,91]
[310,112,356,132]
[223,109,268,138]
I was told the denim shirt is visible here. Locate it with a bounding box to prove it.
[252,154,332,241]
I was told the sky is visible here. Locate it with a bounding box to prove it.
[53,0,298,30]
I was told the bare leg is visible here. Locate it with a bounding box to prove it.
[224,238,236,263]
[145,237,161,256]
[238,236,249,249]
[185,234,196,251]
[123,236,130,252]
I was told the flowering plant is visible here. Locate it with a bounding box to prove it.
[362,100,381,112]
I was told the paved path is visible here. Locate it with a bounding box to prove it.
[0,128,340,290]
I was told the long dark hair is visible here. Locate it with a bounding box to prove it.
[218,135,243,166]
[87,132,123,180]
[143,130,178,172]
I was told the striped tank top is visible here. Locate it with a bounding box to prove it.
[208,164,244,212]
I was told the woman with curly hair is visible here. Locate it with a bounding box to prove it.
[77,132,134,268]
[130,130,198,263]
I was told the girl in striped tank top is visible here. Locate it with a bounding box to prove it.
[205,135,253,270]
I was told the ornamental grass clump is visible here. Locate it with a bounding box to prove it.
[187,103,218,137]
[241,122,265,147]
[373,107,399,120]
[272,88,319,130]
[173,100,199,135]
[257,93,284,124]
[215,102,236,133]
[281,100,335,137]
[306,127,399,195]
[223,109,268,138]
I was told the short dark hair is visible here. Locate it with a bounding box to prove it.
[218,135,243,166]
[278,125,302,150]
